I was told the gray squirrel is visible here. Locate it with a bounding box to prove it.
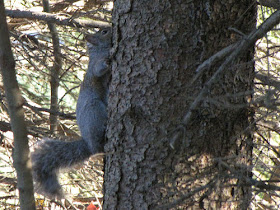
[31,27,112,198]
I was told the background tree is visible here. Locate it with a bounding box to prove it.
[42,0,62,133]
[0,2,35,209]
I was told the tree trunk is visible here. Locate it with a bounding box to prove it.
[104,1,256,209]
[43,0,62,133]
[0,2,35,209]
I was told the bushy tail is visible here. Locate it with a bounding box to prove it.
[31,138,92,198]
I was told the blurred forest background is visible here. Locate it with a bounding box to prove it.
[1,0,111,209]
[0,0,280,209]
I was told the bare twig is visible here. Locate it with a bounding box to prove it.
[258,0,280,9]
[50,0,80,12]
[255,73,280,90]
[24,102,76,119]
[0,175,17,187]
[184,9,280,127]
[155,179,216,210]
[190,44,236,85]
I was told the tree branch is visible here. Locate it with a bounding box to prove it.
[183,9,280,126]
[190,44,236,85]
[258,0,280,9]
[50,0,112,12]
[171,9,280,147]
[0,175,17,187]
[50,0,80,12]
[5,9,111,29]
[255,73,280,90]
[24,102,76,119]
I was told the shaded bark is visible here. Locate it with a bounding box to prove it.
[0,2,35,209]
[104,0,257,209]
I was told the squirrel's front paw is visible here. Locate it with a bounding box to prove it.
[94,59,111,77]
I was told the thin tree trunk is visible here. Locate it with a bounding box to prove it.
[43,0,62,133]
[0,1,35,209]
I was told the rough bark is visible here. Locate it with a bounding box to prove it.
[104,0,256,209]
[0,1,35,209]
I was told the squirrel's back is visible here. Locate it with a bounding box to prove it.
[77,27,111,154]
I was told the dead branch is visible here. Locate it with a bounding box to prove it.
[5,9,111,29]
[50,0,80,12]
[256,73,280,90]
[171,9,280,147]
[190,44,236,85]
[24,102,76,119]
[258,0,280,9]
[183,9,280,127]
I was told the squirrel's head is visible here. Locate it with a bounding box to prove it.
[85,27,112,49]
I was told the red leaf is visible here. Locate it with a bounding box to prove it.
[87,201,100,210]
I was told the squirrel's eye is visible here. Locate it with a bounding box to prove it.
[101,30,108,35]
